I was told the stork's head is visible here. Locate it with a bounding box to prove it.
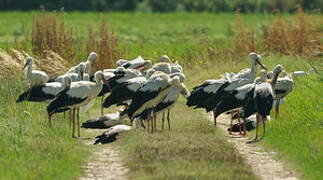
[281,71,288,77]
[87,52,97,63]
[160,55,171,63]
[266,71,273,79]
[259,70,267,82]
[249,52,267,70]
[95,70,109,84]
[78,63,86,80]
[171,61,183,73]
[273,64,283,75]
[23,57,33,69]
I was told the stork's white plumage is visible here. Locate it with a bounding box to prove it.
[103,76,147,109]
[152,62,171,74]
[94,125,133,144]
[139,81,189,131]
[66,52,97,75]
[47,71,107,138]
[17,76,71,103]
[187,52,267,127]
[253,65,282,141]
[125,72,181,120]
[170,61,183,73]
[23,57,49,86]
[50,62,86,83]
[117,56,152,72]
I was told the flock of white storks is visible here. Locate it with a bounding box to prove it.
[16,52,299,144]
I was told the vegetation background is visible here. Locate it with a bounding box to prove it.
[1,0,322,13]
[0,1,322,180]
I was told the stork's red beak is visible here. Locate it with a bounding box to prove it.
[256,58,267,70]
[133,64,145,70]
[23,62,28,70]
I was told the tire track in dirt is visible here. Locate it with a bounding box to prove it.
[208,113,299,180]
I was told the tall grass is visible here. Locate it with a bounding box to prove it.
[263,74,323,180]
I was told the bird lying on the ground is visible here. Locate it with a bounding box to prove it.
[81,112,123,129]
[94,125,133,145]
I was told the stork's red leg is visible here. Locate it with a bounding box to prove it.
[243,118,248,137]
[213,109,217,127]
[275,99,279,119]
[101,96,104,116]
[69,110,72,130]
[147,115,150,132]
[77,108,80,137]
[72,108,76,138]
[162,112,165,131]
[154,113,157,131]
[277,99,280,119]
[238,110,242,135]
[262,116,266,138]
[167,110,170,131]
[255,114,260,141]
[229,110,233,135]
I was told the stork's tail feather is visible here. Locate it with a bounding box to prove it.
[16,91,30,103]
[228,120,255,132]
[93,133,118,145]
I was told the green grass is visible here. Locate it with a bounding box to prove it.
[117,99,258,180]
[262,73,323,180]
[0,75,90,179]
[0,11,322,180]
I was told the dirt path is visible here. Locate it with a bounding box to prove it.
[79,130,129,180]
[207,113,299,180]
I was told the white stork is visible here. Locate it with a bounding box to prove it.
[66,52,97,75]
[138,79,189,131]
[16,75,71,103]
[94,125,133,145]
[117,56,152,72]
[103,76,147,109]
[122,72,181,132]
[253,64,282,141]
[47,71,107,138]
[272,71,294,119]
[49,62,85,83]
[23,57,49,86]
[81,112,123,129]
[187,52,267,127]
[214,70,267,135]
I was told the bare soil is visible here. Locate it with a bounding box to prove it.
[209,113,300,180]
[79,130,129,180]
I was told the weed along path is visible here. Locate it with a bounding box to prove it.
[208,113,299,180]
[79,129,129,180]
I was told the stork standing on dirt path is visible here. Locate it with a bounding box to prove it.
[213,70,268,135]
[253,64,282,141]
[187,52,267,127]
[47,71,107,138]
[23,57,49,86]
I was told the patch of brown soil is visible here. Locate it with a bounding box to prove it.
[208,113,299,180]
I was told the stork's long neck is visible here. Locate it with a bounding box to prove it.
[27,63,32,78]
[270,71,280,89]
[250,60,257,75]
[87,62,92,75]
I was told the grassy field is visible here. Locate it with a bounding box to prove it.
[0,11,322,179]
[0,75,90,179]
